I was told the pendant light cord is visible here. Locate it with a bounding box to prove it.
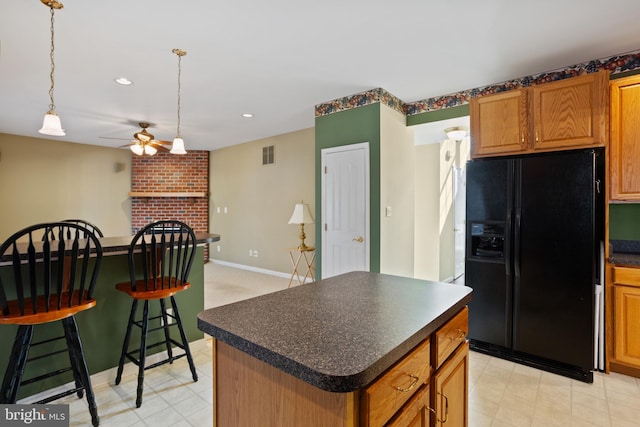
[176,52,182,138]
[48,6,56,112]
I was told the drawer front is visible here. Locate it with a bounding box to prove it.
[613,266,640,287]
[363,339,430,427]
[434,307,468,369]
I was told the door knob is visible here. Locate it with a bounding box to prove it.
[352,236,364,243]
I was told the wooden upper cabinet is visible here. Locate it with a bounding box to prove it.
[470,70,608,158]
[470,89,528,158]
[531,70,608,151]
[610,74,640,201]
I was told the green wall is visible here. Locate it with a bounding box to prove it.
[315,103,382,277]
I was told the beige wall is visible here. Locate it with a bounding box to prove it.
[414,143,441,281]
[414,136,470,281]
[0,133,132,241]
[380,105,416,277]
[209,128,315,275]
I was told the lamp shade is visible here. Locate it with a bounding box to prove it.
[130,143,144,156]
[288,203,314,225]
[171,137,187,154]
[38,112,65,136]
[144,144,157,156]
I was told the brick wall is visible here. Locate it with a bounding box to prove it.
[130,150,209,259]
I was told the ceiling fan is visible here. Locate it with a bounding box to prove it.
[125,122,172,156]
[102,122,171,156]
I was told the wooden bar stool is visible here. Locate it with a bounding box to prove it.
[114,220,198,408]
[0,222,103,426]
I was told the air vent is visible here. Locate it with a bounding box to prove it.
[262,145,275,165]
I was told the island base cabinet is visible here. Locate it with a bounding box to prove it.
[432,342,469,427]
[213,340,357,427]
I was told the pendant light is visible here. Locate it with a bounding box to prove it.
[38,0,65,136]
[170,48,188,154]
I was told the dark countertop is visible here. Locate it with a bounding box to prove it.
[197,271,472,393]
[0,233,220,264]
[610,240,640,267]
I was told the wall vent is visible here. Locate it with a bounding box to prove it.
[262,145,275,165]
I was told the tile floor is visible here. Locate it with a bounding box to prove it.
[26,262,640,426]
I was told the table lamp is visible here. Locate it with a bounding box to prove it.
[288,202,314,250]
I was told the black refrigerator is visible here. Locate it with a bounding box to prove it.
[465,148,604,382]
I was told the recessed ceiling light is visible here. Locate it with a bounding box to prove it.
[242,113,254,118]
[114,77,133,86]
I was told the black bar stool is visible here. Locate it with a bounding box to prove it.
[114,220,198,408]
[0,222,103,426]
[61,219,104,238]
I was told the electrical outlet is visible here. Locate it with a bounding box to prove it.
[217,245,221,252]
[254,250,259,257]
[249,249,253,256]
[166,308,174,324]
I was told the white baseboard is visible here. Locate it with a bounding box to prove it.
[208,259,291,280]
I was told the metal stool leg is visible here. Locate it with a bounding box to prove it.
[0,325,33,403]
[115,299,138,385]
[171,296,198,382]
[63,317,99,427]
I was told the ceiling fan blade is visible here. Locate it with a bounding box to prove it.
[99,136,132,141]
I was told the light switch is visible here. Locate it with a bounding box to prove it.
[385,206,392,217]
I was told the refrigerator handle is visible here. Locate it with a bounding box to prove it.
[512,207,522,348]
[505,208,512,278]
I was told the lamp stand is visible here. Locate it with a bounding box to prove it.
[297,223,309,250]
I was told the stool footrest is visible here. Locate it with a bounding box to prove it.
[34,385,85,405]
[21,366,73,386]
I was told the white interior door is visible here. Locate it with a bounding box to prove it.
[453,165,466,280]
[321,143,369,278]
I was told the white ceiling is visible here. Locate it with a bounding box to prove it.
[1,0,639,152]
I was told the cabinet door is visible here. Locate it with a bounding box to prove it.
[386,385,430,427]
[470,89,528,158]
[614,284,640,366]
[610,75,640,201]
[531,70,607,151]
[432,342,469,427]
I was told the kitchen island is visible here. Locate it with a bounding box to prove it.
[197,271,472,426]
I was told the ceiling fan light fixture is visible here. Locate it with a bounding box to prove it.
[170,137,187,155]
[130,143,144,156]
[39,110,65,136]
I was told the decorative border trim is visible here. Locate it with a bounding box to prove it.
[315,88,405,117]
[314,50,640,118]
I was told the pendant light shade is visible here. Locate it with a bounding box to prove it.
[170,137,187,155]
[39,111,65,136]
[39,1,65,136]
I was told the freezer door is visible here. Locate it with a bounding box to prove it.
[465,158,514,347]
[513,150,597,370]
